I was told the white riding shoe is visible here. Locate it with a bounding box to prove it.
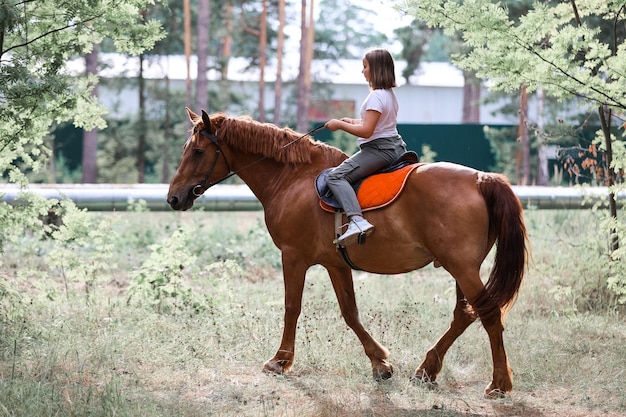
[335,216,375,247]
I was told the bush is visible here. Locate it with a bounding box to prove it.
[127,227,204,314]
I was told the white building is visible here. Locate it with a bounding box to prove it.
[66,53,520,125]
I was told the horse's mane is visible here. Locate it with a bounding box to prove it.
[207,113,341,165]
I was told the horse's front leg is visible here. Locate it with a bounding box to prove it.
[263,251,307,375]
[326,265,393,380]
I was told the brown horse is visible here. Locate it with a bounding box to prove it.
[167,109,529,397]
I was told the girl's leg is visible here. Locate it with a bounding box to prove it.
[327,143,399,217]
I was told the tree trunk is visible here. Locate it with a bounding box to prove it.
[296,0,314,132]
[162,71,171,183]
[161,3,178,184]
[517,85,530,185]
[183,0,192,112]
[82,45,99,183]
[220,3,233,80]
[536,87,549,185]
[48,133,55,182]
[216,2,233,113]
[273,0,285,125]
[195,0,210,112]
[599,105,619,251]
[258,0,267,122]
[137,52,146,183]
[461,70,480,123]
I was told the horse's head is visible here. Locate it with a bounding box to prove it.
[167,108,231,211]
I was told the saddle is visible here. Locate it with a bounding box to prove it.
[315,151,420,213]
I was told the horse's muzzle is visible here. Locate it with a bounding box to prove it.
[167,189,195,211]
[167,195,182,210]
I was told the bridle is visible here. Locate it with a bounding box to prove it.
[191,127,231,196]
[190,123,326,197]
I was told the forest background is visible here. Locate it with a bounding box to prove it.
[1,0,626,313]
[5,0,619,187]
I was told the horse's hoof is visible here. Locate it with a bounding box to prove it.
[484,388,507,399]
[410,370,438,389]
[372,360,394,381]
[263,360,286,375]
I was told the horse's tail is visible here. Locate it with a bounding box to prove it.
[477,173,529,320]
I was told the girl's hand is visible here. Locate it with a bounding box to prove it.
[325,119,342,131]
[325,111,379,138]
[325,118,359,131]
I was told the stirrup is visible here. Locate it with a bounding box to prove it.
[334,217,374,247]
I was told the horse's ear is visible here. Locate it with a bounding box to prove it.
[186,107,199,123]
[201,110,211,129]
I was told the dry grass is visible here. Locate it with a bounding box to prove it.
[1,209,625,416]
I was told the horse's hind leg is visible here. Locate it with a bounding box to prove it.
[412,283,477,386]
[472,289,512,397]
[326,265,394,380]
[439,269,513,396]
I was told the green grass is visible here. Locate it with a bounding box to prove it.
[0,209,625,416]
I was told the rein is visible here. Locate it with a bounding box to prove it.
[192,123,327,196]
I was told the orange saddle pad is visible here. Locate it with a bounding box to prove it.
[319,164,418,213]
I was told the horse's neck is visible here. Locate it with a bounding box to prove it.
[225,133,345,204]
[234,151,333,206]
[234,157,300,203]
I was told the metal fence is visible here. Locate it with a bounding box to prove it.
[1,183,623,211]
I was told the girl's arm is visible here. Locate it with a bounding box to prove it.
[325,110,381,139]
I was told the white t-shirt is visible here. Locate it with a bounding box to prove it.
[357,88,399,145]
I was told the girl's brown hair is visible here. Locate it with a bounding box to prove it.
[364,48,397,90]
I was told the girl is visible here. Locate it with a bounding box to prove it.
[325,48,407,247]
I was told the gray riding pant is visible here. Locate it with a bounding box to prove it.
[327,135,407,218]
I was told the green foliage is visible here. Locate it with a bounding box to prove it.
[245,219,283,270]
[86,75,250,183]
[1,0,165,184]
[127,198,150,213]
[0,272,24,334]
[47,201,117,302]
[125,225,250,315]
[0,192,60,254]
[484,125,519,180]
[524,207,620,311]
[314,0,388,60]
[181,216,282,272]
[401,0,626,305]
[395,21,435,83]
[0,0,166,319]
[402,0,626,111]
[127,228,203,314]
[590,228,624,308]
[3,205,280,322]
[0,194,119,347]
[600,203,626,305]
[50,153,84,184]
[418,143,437,163]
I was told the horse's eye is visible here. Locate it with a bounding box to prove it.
[193,148,204,156]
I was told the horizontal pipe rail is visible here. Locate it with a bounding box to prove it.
[513,185,623,210]
[0,184,261,211]
[1,183,623,211]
